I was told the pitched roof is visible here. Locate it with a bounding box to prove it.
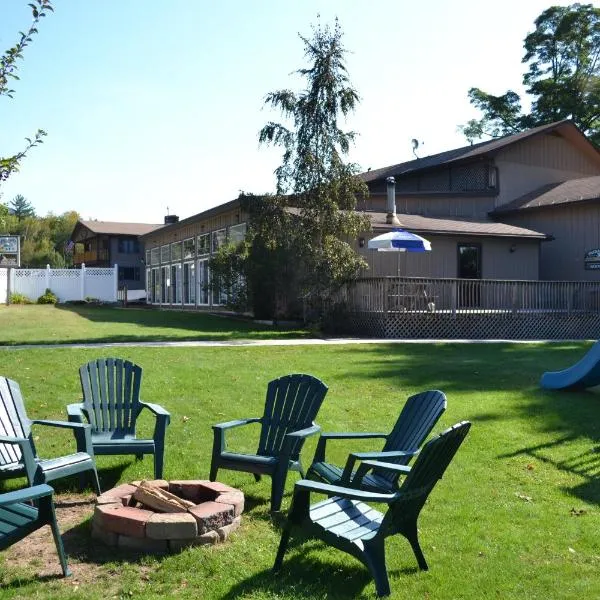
[361,120,590,183]
[77,220,162,236]
[368,212,546,239]
[491,175,600,215]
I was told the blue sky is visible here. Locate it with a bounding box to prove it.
[0,0,575,223]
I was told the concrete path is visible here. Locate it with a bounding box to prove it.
[0,338,585,350]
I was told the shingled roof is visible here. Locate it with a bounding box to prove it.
[368,212,546,239]
[77,220,163,236]
[361,120,589,184]
[491,175,600,215]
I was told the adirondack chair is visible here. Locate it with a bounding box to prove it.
[210,373,328,512]
[307,390,446,493]
[0,377,100,494]
[67,358,171,479]
[274,421,471,597]
[0,484,71,577]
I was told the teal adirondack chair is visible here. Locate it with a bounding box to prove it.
[307,390,446,492]
[210,374,328,512]
[274,421,471,597]
[0,484,71,577]
[67,358,170,479]
[0,377,100,494]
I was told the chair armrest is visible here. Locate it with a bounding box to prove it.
[0,435,39,485]
[0,434,29,445]
[341,449,417,484]
[358,460,412,474]
[312,431,388,464]
[31,419,90,431]
[294,479,398,503]
[286,424,321,440]
[213,418,261,431]
[67,403,85,423]
[31,420,94,456]
[0,484,54,506]
[139,401,171,420]
[281,425,321,461]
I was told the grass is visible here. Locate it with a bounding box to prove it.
[0,341,599,598]
[0,305,309,345]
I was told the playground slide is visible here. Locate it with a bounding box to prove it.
[540,340,600,390]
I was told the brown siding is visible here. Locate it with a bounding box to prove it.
[143,205,246,249]
[502,204,600,281]
[495,134,600,209]
[364,193,496,220]
[357,234,539,279]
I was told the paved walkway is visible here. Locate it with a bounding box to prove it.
[0,337,585,350]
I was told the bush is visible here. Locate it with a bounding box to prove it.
[9,292,32,305]
[37,288,58,305]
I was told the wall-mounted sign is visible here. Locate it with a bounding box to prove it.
[0,236,20,267]
[584,249,600,270]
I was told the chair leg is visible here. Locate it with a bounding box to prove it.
[209,461,219,482]
[273,527,291,572]
[253,474,262,482]
[270,473,287,513]
[91,468,102,496]
[363,541,391,597]
[154,450,164,480]
[48,503,72,577]
[405,523,428,571]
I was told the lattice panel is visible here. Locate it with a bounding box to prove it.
[85,268,114,278]
[327,311,600,340]
[14,270,46,279]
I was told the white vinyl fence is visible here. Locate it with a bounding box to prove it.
[0,264,118,304]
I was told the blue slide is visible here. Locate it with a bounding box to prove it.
[540,341,600,390]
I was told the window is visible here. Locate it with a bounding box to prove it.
[171,241,182,262]
[211,228,227,253]
[197,233,210,256]
[118,238,139,254]
[183,262,195,304]
[150,247,160,265]
[145,250,151,266]
[146,268,152,302]
[183,238,195,260]
[197,258,210,305]
[118,266,141,281]
[228,223,247,246]
[161,266,170,303]
[160,245,170,264]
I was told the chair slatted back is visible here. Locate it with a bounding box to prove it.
[80,358,142,435]
[375,390,447,484]
[0,377,33,468]
[257,374,328,459]
[391,421,471,521]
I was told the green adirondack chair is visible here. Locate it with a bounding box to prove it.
[0,377,100,494]
[274,421,471,597]
[0,484,71,577]
[67,358,170,479]
[307,390,446,492]
[210,373,328,512]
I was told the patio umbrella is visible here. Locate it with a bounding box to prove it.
[367,228,432,252]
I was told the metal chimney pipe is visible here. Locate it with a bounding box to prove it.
[386,176,401,225]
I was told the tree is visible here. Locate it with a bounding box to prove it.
[0,1,53,186]
[462,3,600,145]
[9,194,35,220]
[211,19,369,320]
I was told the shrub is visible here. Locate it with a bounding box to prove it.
[37,288,58,305]
[9,292,32,305]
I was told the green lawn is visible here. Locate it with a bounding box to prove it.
[0,305,309,345]
[0,342,599,598]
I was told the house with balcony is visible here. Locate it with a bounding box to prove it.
[71,220,162,292]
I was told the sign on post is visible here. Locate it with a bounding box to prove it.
[0,236,20,267]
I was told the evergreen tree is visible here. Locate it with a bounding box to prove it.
[9,194,35,220]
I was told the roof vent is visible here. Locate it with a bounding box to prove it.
[164,215,179,225]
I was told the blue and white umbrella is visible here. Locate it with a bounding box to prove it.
[368,228,432,252]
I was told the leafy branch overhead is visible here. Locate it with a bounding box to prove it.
[0,0,53,184]
[462,3,600,145]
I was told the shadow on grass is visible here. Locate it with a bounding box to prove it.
[0,572,67,590]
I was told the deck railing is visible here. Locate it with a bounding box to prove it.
[327,277,600,339]
[337,277,600,314]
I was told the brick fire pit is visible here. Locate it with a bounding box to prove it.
[92,480,244,552]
